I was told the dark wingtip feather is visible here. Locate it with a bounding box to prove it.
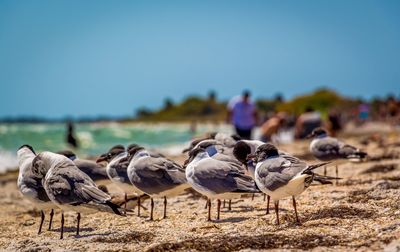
[233,188,261,194]
[313,174,342,185]
[105,201,125,216]
[355,151,368,158]
[302,162,331,175]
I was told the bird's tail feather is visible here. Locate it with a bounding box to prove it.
[105,201,125,216]
[313,174,341,185]
[302,162,331,175]
[348,151,368,159]
[81,201,126,216]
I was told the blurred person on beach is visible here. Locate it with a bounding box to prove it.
[358,103,370,124]
[227,90,258,139]
[328,109,342,137]
[189,120,197,135]
[259,112,286,142]
[66,121,79,148]
[387,95,399,125]
[294,107,322,139]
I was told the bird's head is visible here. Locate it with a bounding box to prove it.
[307,127,328,139]
[119,144,145,163]
[254,143,279,163]
[184,147,207,167]
[96,145,125,163]
[233,141,251,164]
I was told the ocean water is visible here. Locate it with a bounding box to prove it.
[0,122,234,173]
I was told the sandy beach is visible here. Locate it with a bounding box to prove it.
[0,132,399,252]
[1,0,399,250]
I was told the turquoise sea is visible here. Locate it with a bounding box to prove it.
[0,122,233,173]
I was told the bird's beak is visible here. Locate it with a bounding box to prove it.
[182,147,190,153]
[246,154,256,161]
[183,159,190,168]
[306,133,315,139]
[119,156,129,163]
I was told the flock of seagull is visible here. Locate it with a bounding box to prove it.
[17,127,368,239]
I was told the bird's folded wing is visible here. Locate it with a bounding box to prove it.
[193,159,256,194]
[338,144,358,157]
[78,184,111,203]
[257,157,308,191]
[315,138,340,154]
[47,170,110,205]
[138,158,187,185]
[75,160,108,179]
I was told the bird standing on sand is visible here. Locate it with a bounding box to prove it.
[233,140,290,212]
[97,145,147,216]
[31,151,124,239]
[97,146,131,202]
[308,127,368,178]
[192,139,244,210]
[185,147,259,221]
[251,143,335,225]
[123,145,189,220]
[17,145,55,234]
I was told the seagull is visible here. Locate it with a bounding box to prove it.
[123,145,189,220]
[184,146,259,221]
[233,140,290,178]
[233,140,289,211]
[97,145,146,216]
[31,151,124,239]
[192,139,244,210]
[308,127,368,178]
[17,145,55,234]
[57,150,109,183]
[252,143,335,225]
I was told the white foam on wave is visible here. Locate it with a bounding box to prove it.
[108,125,132,139]
[0,150,18,174]
[77,131,95,149]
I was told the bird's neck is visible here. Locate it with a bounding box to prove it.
[316,134,327,139]
[194,152,209,162]
[111,152,127,163]
[259,154,279,163]
[205,145,218,157]
[133,149,149,159]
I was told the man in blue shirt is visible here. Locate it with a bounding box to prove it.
[227,90,258,139]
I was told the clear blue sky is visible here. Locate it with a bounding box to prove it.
[1,0,399,118]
